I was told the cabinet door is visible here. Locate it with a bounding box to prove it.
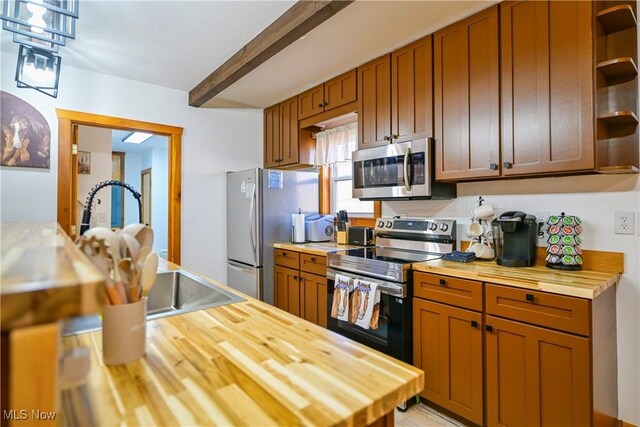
[358,54,392,148]
[279,96,299,166]
[485,315,591,427]
[325,69,357,111]
[274,265,300,315]
[301,272,327,327]
[298,85,324,120]
[391,36,433,144]
[264,104,280,168]
[434,6,500,180]
[413,299,483,425]
[501,0,593,176]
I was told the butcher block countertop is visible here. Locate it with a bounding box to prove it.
[412,259,620,299]
[0,222,105,330]
[61,261,424,426]
[274,241,358,256]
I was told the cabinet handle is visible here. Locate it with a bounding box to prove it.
[526,293,535,302]
[471,320,478,328]
[503,161,513,169]
[489,163,498,170]
[438,278,446,286]
[384,136,390,141]
[485,325,493,332]
[310,257,316,262]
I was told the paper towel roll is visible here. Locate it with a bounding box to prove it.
[292,213,305,243]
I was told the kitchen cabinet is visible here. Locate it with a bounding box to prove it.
[434,6,500,181]
[298,69,357,121]
[358,36,432,149]
[413,272,484,425]
[501,0,594,175]
[274,249,328,328]
[485,315,590,427]
[412,271,618,427]
[264,97,316,169]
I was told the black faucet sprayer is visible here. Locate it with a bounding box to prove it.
[79,180,143,236]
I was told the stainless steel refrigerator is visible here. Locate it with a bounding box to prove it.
[226,168,318,304]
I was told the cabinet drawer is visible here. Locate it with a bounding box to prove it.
[485,284,590,336]
[274,249,299,269]
[300,254,326,276]
[414,272,483,311]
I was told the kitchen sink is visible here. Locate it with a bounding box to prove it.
[62,270,244,336]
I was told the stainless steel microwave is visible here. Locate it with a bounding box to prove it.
[352,138,456,201]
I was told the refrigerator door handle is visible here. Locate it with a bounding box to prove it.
[248,186,257,266]
[228,259,252,272]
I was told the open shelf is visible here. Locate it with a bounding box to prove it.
[597,111,639,127]
[597,4,637,34]
[596,57,638,82]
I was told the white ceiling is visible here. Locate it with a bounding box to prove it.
[1,1,498,109]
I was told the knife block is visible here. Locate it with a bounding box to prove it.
[337,231,348,244]
[102,298,146,365]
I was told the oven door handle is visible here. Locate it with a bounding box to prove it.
[403,147,411,191]
[327,268,406,298]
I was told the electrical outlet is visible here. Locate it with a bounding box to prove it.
[614,211,635,235]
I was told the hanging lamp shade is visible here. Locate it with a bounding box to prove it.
[15,44,61,98]
[1,0,79,40]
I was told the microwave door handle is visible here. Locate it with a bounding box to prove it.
[403,147,411,191]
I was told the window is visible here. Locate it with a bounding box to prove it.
[330,160,374,216]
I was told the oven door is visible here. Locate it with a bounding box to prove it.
[352,139,429,200]
[326,268,412,363]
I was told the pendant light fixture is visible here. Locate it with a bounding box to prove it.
[1,0,79,98]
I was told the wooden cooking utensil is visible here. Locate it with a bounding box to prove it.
[118,258,139,303]
[140,252,158,297]
[77,235,122,305]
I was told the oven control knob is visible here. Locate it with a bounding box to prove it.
[439,223,449,232]
[428,222,438,231]
[386,221,393,228]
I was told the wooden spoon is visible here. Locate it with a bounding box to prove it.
[119,233,140,265]
[140,252,158,297]
[118,258,139,303]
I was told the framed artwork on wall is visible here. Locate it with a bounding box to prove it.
[78,151,91,174]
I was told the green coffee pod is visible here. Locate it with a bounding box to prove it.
[548,216,561,225]
[575,255,583,265]
[548,235,561,245]
[561,235,575,245]
[562,216,576,226]
[562,255,577,265]
[575,235,582,245]
[574,216,582,225]
[562,245,576,255]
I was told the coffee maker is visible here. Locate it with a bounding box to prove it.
[491,211,538,267]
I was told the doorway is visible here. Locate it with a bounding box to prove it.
[141,168,151,227]
[56,109,183,263]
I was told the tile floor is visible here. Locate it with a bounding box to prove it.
[395,402,467,427]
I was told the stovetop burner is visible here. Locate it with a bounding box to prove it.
[343,247,444,264]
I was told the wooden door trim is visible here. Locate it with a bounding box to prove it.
[56,109,183,264]
[141,167,152,227]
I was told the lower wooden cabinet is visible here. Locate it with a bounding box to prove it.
[275,250,328,328]
[301,272,328,328]
[485,315,590,427]
[413,297,483,425]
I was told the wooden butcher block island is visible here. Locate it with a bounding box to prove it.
[61,262,424,427]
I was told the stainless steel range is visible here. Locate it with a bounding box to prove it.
[326,217,456,363]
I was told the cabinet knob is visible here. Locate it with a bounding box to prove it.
[438,278,446,286]
[392,134,398,140]
[323,102,328,107]
[384,136,390,141]
[471,320,478,328]
[503,161,513,169]
[489,163,498,170]
[526,293,535,302]
[485,325,493,332]
[318,103,324,108]
[310,257,316,262]
[282,252,287,257]
[293,276,298,281]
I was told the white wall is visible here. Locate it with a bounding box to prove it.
[383,174,640,424]
[77,126,112,227]
[0,50,263,285]
[123,151,141,227]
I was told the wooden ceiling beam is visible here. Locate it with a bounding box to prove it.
[188,0,354,107]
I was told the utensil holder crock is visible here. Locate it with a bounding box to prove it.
[102,297,147,365]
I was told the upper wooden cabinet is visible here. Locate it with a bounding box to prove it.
[264,104,280,168]
[358,36,433,149]
[434,6,500,181]
[298,69,357,121]
[501,0,594,175]
[264,97,316,169]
